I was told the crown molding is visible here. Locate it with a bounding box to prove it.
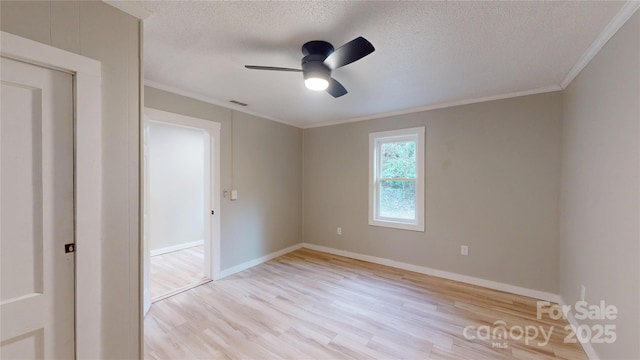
[560,1,640,89]
[144,80,302,128]
[303,85,562,129]
[102,1,152,20]
[146,80,560,130]
[141,1,638,130]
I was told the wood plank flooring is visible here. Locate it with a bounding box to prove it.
[151,245,207,299]
[144,248,587,359]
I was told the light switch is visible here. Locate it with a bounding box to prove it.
[231,190,238,200]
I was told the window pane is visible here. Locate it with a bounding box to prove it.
[380,141,416,179]
[379,180,415,220]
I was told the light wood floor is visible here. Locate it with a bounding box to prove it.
[151,245,207,299]
[144,248,587,359]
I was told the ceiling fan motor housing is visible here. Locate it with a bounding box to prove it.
[301,40,334,58]
[301,41,334,81]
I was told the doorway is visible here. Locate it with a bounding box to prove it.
[142,108,220,314]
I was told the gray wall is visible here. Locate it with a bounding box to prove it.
[1,1,141,358]
[144,87,303,270]
[303,92,563,293]
[560,11,640,360]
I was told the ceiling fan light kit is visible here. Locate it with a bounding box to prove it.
[302,61,330,91]
[304,76,329,91]
[245,36,375,98]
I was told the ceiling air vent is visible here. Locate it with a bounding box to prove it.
[229,100,247,106]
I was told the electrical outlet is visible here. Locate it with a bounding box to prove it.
[581,285,586,302]
[337,227,342,235]
[461,245,469,256]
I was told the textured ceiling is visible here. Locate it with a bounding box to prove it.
[142,1,627,127]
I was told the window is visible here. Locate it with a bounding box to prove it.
[369,127,425,231]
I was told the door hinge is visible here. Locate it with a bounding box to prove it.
[65,243,75,253]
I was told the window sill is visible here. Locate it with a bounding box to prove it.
[368,219,424,232]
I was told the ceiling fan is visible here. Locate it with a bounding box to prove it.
[245,37,375,98]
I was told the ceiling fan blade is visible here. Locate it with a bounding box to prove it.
[326,78,347,98]
[323,36,375,70]
[245,65,302,72]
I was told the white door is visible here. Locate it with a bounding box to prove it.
[1,57,75,358]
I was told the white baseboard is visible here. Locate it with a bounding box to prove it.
[559,297,600,360]
[301,243,561,303]
[207,242,596,358]
[214,241,561,303]
[150,240,204,257]
[151,278,213,303]
[143,287,151,317]
[218,243,304,279]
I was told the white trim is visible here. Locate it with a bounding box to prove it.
[102,0,152,20]
[1,31,103,358]
[150,240,204,257]
[138,1,639,131]
[304,85,562,129]
[212,241,560,303]
[218,244,304,279]
[75,71,103,359]
[147,80,560,130]
[145,108,221,131]
[144,80,300,128]
[559,297,599,360]
[212,240,561,303]
[369,127,425,232]
[143,108,222,282]
[301,243,561,303]
[151,279,212,303]
[560,1,640,89]
[216,240,561,302]
[139,17,148,342]
[0,32,100,75]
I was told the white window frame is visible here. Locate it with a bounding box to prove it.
[369,127,425,232]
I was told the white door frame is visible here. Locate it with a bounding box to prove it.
[1,32,103,358]
[142,108,221,309]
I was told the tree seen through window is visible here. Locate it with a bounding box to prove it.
[379,141,416,219]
